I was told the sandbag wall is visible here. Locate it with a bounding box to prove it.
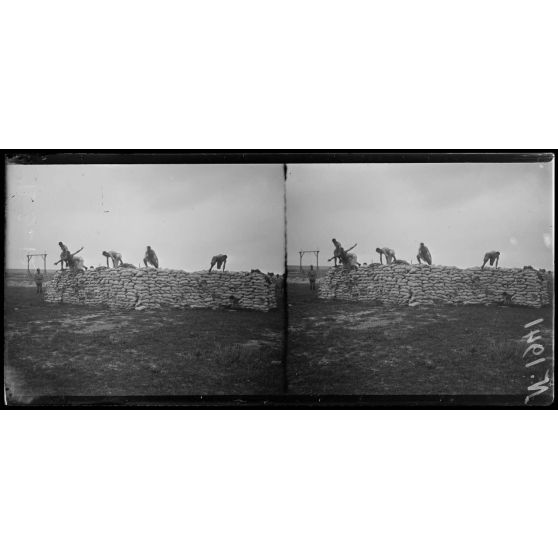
[43,268,278,311]
[318,264,551,308]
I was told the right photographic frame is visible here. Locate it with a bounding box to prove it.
[285,153,554,406]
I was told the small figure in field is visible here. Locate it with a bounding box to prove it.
[56,242,71,270]
[308,265,317,291]
[102,250,123,268]
[328,239,357,267]
[34,268,44,294]
[481,250,500,270]
[143,246,159,268]
[416,242,432,265]
[209,254,227,272]
[376,247,396,264]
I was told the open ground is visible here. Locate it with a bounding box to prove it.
[4,273,285,403]
[4,271,554,404]
[287,281,554,400]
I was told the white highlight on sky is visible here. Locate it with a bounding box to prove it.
[543,233,552,248]
[6,164,285,273]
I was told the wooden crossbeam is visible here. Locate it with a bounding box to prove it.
[27,253,48,275]
[298,250,320,272]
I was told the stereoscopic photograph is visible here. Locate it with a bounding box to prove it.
[3,153,555,406]
[5,161,286,403]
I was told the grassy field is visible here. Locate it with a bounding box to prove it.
[5,282,285,403]
[4,268,56,287]
[287,265,332,281]
[287,283,554,400]
[4,270,554,404]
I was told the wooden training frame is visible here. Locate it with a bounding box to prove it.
[27,253,47,276]
[299,250,319,273]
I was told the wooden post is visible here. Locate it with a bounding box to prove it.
[299,251,303,273]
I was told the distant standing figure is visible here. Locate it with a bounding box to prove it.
[308,265,317,291]
[482,250,500,270]
[143,246,159,268]
[102,250,123,268]
[34,268,44,294]
[209,254,227,272]
[416,242,432,265]
[376,247,396,264]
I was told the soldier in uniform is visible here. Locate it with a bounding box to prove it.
[308,265,317,291]
[34,268,44,294]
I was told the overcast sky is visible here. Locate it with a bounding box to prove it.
[287,162,554,270]
[6,164,285,273]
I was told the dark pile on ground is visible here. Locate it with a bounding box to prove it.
[287,283,554,398]
[5,286,285,402]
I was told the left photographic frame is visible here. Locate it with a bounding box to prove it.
[4,156,287,405]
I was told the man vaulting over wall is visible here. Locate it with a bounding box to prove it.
[53,243,86,271]
[329,239,358,268]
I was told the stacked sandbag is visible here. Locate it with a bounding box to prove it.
[43,268,277,311]
[318,264,550,308]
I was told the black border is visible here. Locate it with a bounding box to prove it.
[4,394,552,408]
[4,150,556,165]
[3,150,556,409]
